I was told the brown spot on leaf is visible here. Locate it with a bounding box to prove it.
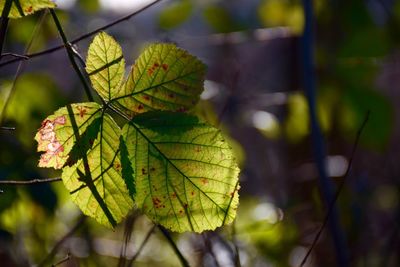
[162,64,168,71]
[138,104,144,111]
[191,191,195,196]
[142,168,147,175]
[150,167,156,172]
[25,6,33,13]
[144,95,150,101]
[201,178,208,185]
[168,93,174,98]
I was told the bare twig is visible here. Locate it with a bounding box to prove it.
[0,52,29,59]
[0,10,48,125]
[0,177,61,185]
[49,9,94,101]
[0,126,15,130]
[117,213,136,267]
[300,111,370,267]
[127,224,157,267]
[52,253,71,267]
[0,0,163,68]
[38,216,86,267]
[158,226,190,267]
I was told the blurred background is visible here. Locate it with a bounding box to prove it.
[1,0,400,266]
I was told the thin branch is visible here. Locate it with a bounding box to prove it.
[202,234,221,267]
[0,126,15,130]
[38,215,86,267]
[300,0,348,265]
[49,9,94,101]
[117,213,136,267]
[0,177,61,185]
[52,253,71,267]
[0,10,48,125]
[0,0,163,68]
[1,52,29,59]
[158,226,190,267]
[300,111,370,267]
[127,224,157,267]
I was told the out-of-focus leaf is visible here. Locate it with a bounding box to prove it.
[258,0,304,34]
[62,114,134,228]
[123,111,240,233]
[339,87,393,150]
[86,32,125,101]
[284,92,309,143]
[203,5,242,33]
[79,0,99,13]
[158,0,192,30]
[116,43,206,115]
[35,103,102,169]
[0,0,56,19]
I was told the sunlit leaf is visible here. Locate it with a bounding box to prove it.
[0,0,56,19]
[35,102,102,169]
[122,111,240,233]
[86,32,125,101]
[116,43,206,115]
[62,114,134,228]
[158,0,192,30]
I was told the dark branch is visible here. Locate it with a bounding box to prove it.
[0,177,61,185]
[1,52,29,59]
[300,111,370,267]
[0,0,163,68]
[0,126,15,130]
[0,0,12,59]
[52,253,71,267]
[49,9,94,101]
[158,226,190,267]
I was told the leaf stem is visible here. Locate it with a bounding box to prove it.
[158,226,190,267]
[49,9,94,101]
[0,0,163,68]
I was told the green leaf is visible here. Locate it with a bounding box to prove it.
[62,113,134,228]
[35,102,102,169]
[158,0,193,30]
[116,43,206,115]
[122,111,240,233]
[0,0,56,19]
[86,32,125,101]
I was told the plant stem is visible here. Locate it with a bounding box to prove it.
[300,0,348,266]
[49,9,94,101]
[0,0,12,59]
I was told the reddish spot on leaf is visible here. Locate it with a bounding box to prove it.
[162,64,168,71]
[195,147,201,153]
[144,95,150,101]
[114,163,121,171]
[77,106,87,118]
[137,104,144,111]
[25,6,33,13]
[142,168,147,175]
[191,191,195,196]
[171,192,176,199]
[147,68,154,76]
[154,62,160,68]
[183,203,188,209]
[201,178,208,185]
[168,93,174,98]
[179,209,183,214]
[150,167,156,172]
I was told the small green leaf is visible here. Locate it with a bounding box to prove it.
[86,32,125,101]
[122,111,239,233]
[35,102,102,169]
[0,0,56,19]
[62,114,134,228]
[116,43,206,115]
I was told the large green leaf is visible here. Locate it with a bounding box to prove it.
[122,111,239,233]
[86,32,125,101]
[62,114,134,228]
[0,0,56,19]
[35,102,102,169]
[115,43,206,115]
